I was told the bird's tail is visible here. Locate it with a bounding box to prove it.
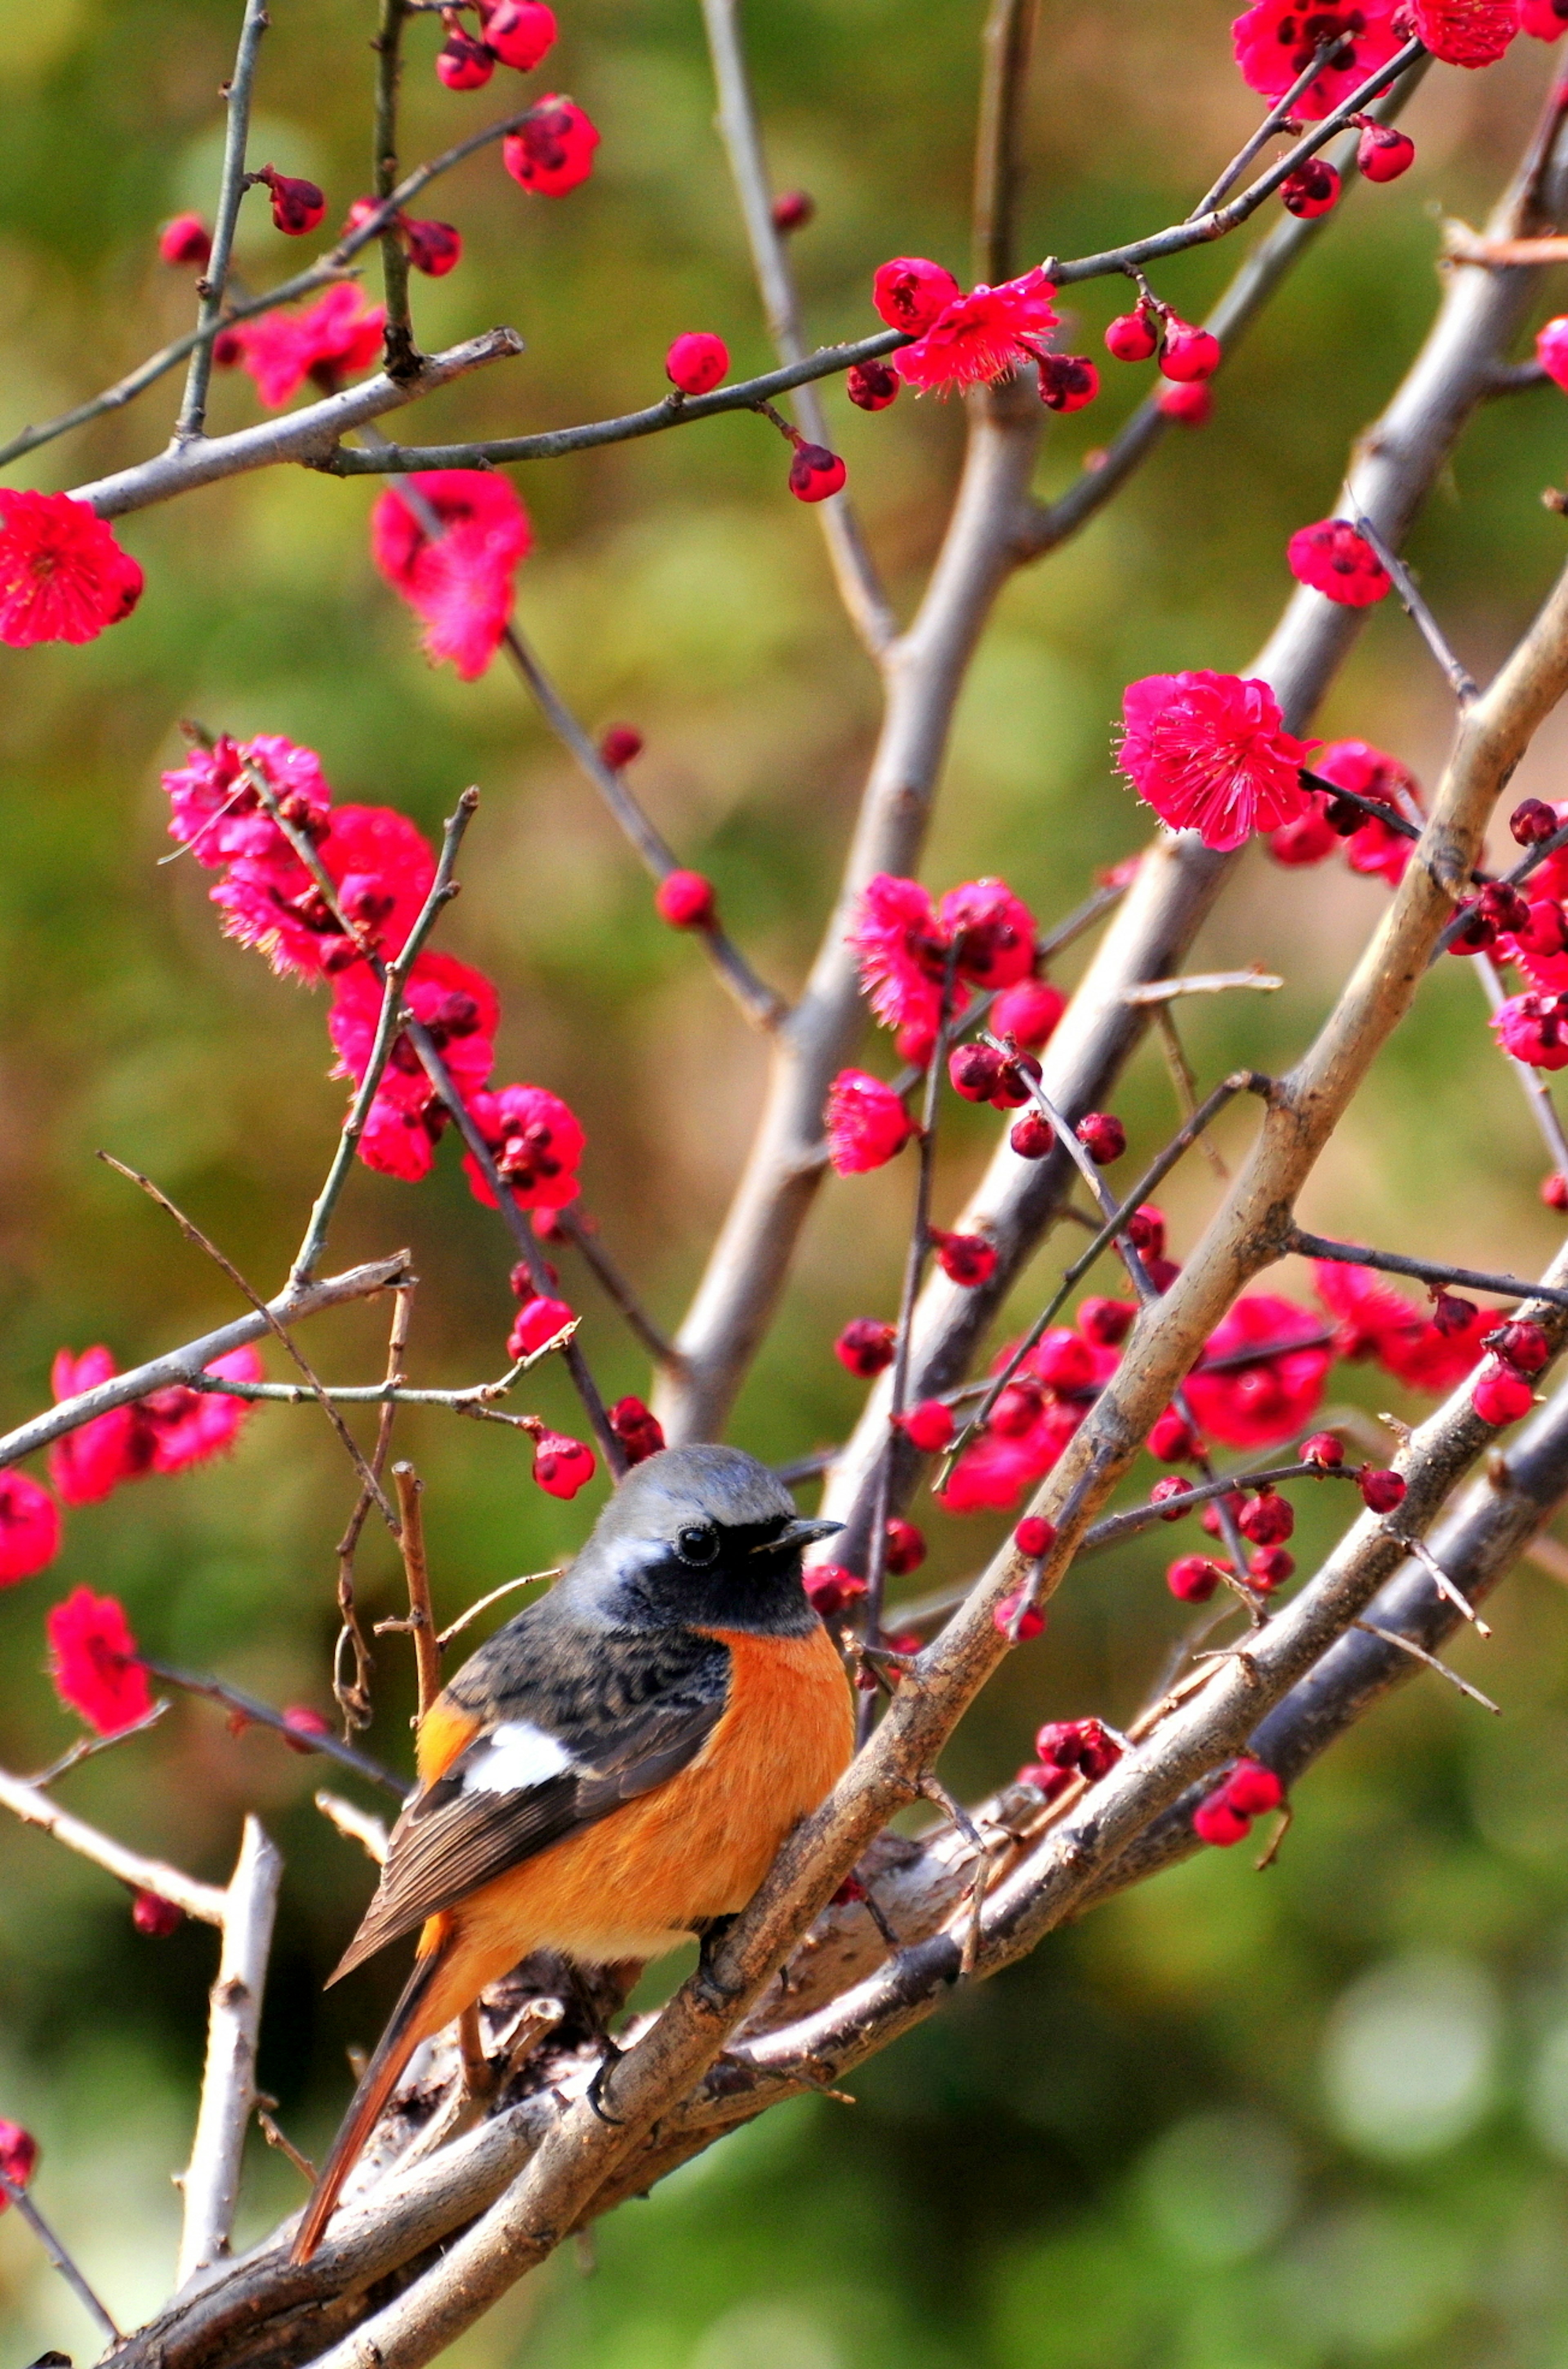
[291,1944,445,2265]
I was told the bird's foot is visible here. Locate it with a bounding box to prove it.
[694,1913,744,2011]
[585,2036,625,2126]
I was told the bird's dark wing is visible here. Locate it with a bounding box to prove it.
[330,1623,729,1980]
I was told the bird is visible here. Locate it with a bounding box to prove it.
[290,1442,852,2262]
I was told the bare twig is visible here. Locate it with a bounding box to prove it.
[972,0,1040,287]
[176,1820,283,2289]
[436,1569,560,1647]
[372,0,417,379]
[1290,1226,1568,1310]
[98,1151,400,1531]
[315,1792,390,1863]
[141,1660,408,1798]
[174,0,269,441]
[699,0,898,658]
[552,1209,680,1370]
[0,2171,121,2343]
[292,791,479,1285]
[390,1464,442,1718]
[334,1284,415,1734]
[26,1698,170,1789]
[1350,501,1479,704]
[0,1765,227,1925]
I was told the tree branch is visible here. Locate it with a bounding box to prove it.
[174,0,269,442]
[0,1765,229,1926]
[0,1250,410,1472]
[176,1819,283,2289]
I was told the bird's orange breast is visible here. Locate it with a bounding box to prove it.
[424,1620,853,1995]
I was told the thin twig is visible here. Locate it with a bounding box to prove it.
[256,2103,318,2186]
[552,1208,680,1369]
[436,1569,561,1648]
[973,0,1040,285]
[1290,1226,1568,1310]
[1124,969,1283,1003]
[390,1463,442,1718]
[314,1790,390,1863]
[0,2172,121,2342]
[0,1763,227,1924]
[699,0,898,658]
[174,0,269,441]
[291,790,479,1284]
[1350,500,1479,704]
[333,1282,414,1734]
[1474,952,1568,1172]
[98,1151,401,1531]
[141,1659,408,1797]
[0,111,541,472]
[25,1698,169,1788]
[1153,1006,1229,1179]
[372,0,417,379]
[1352,1620,1500,1711]
[1191,40,1335,217]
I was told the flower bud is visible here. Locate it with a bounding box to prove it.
[1238,1489,1294,1545]
[1127,1204,1165,1257]
[1247,1545,1295,1591]
[1105,308,1158,361]
[930,1229,998,1288]
[503,98,600,196]
[133,1889,184,1936]
[991,978,1065,1049]
[788,442,848,502]
[949,1042,1006,1102]
[159,212,212,267]
[1357,1465,1406,1513]
[771,189,815,232]
[806,1564,866,1619]
[1471,1359,1536,1424]
[993,1589,1045,1641]
[1357,122,1414,182]
[1431,1290,1478,1336]
[991,1378,1045,1434]
[281,1704,333,1754]
[1009,1111,1056,1159]
[1038,354,1100,412]
[1151,1476,1193,1521]
[599,724,643,768]
[871,256,962,334]
[482,0,557,70]
[846,359,900,410]
[1225,1758,1285,1814]
[404,217,462,276]
[884,1518,927,1575]
[1301,1430,1344,1468]
[1076,1110,1126,1163]
[1167,1553,1227,1602]
[1148,1407,1197,1462]
[1157,381,1212,426]
[1080,1296,1135,1346]
[1479,880,1532,935]
[259,167,326,237]
[609,1395,664,1464]
[1543,1172,1568,1211]
[666,332,729,395]
[0,2120,38,2200]
[1030,1329,1094,1390]
[1016,1759,1073,1799]
[835,1318,897,1378]
[532,1430,596,1498]
[1511,796,1559,846]
[1281,157,1341,216]
[1193,1792,1253,1846]
[989,1052,1042,1109]
[1015,1515,1056,1559]
[900,1399,955,1453]
[1158,319,1221,382]
[655,869,717,928]
[508,1293,576,1359]
[437,32,495,87]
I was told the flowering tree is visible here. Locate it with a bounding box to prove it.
[12,0,1568,2360]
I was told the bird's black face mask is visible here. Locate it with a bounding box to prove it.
[560,1444,844,1636]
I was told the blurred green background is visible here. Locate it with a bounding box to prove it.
[9,2,1568,2362]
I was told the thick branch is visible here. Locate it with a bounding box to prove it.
[176,1819,283,2289]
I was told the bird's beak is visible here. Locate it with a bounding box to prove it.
[757,1516,844,1553]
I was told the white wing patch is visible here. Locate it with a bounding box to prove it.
[461,1721,575,1794]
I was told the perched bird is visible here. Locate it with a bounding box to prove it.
[292,1444,851,2261]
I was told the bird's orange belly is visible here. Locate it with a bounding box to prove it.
[438,1624,853,1979]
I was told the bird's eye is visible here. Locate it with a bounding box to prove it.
[676,1522,721,1567]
